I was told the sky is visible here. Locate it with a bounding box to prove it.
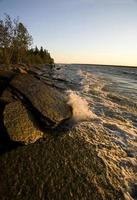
[0,0,137,66]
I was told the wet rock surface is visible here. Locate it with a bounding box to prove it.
[4,101,43,144]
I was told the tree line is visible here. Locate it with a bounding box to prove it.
[0,14,54,66]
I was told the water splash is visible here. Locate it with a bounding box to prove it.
[66,90,97,121]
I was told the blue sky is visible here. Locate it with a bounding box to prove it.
[0,0,137,65]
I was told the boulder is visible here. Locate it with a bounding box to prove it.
[11,74,72,126]
[4,101,43,144]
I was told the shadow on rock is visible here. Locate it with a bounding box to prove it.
[0,100,23,155]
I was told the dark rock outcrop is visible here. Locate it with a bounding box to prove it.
[11,74,72,126]
[0,80,6,96]
[0,70,16,95]
[0,89,15,103]
[0,70,15,80]
[4,101,43,144]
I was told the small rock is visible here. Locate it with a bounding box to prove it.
[14,67,28,74]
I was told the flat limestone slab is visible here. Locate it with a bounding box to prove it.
[11,74,72,126]
[4,101,43,144]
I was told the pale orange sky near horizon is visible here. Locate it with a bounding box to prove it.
[52,51,137,66]
[0,0,137,66]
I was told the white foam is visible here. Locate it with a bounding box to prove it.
[67,90,97,121]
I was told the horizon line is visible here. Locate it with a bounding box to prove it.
[55,62,137,68]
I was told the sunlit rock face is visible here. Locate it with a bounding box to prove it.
[4,101,43,144]
[11,74,72,126]
[0,67,72,146]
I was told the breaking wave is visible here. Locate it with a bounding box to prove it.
[67,90,97,121]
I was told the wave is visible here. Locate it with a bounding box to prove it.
[66,90,97,121]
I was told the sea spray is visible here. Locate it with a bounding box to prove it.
[66,90,97,121]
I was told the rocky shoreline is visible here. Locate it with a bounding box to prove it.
[0,65,125,200]
[0,65,72,151]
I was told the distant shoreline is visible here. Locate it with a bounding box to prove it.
[56,63,137,68]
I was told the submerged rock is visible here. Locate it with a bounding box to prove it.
[4,101,43,144]
[11,74,72,126]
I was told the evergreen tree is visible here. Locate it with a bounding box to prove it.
[34,46,39,55]
[0,14,54,66]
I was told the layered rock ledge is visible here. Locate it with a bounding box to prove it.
[0,65,72,146]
